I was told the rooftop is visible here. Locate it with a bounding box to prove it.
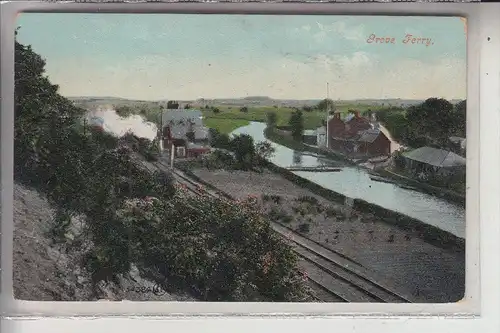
[357,129,381,143]
[303,130,317,136]
[403,146,466,168]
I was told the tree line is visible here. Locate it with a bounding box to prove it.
[374,98,466,149]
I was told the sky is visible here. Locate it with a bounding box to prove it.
[16,14,466,101]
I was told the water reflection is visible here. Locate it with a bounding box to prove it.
[292,151,302,165]
[232,122,465,238]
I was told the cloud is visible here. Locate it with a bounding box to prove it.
[314,21,365,42]
[307,52,374,78]
[45,51,465,101]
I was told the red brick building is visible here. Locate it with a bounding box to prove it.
[325,111,391,157]
[356,128,391,156]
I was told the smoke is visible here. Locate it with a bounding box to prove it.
[86,105,158,141]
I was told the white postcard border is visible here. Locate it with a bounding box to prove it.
[0,2,497,329]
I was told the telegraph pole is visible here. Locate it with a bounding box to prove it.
[326,82,330,148]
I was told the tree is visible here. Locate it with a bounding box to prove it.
[240,106,249,113]
[14,33,310,302]
[288,110,304,141]
[209,128,231,150]
[115,105,134,118]
[255,141,275,165]
[185,104,191,109]
[317,98,335,112]
[266,112,277,128]
[230,134,255,169]
[452,100,466,138]
[302,106,313,112]
[167,101,179,109]
[212,107,221,114]
[405,98,455,147]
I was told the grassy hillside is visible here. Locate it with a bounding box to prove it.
[14,36,311,302]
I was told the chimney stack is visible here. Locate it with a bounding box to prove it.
[334,112,341,119]
[354,110,360,118]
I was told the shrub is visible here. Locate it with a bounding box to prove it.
[14,35,310,302]
[298,223,310,233]
[117,188,310,301]
[297,195,319,205]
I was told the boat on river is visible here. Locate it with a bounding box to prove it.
[286,166,342,172]
[369,175,397,184]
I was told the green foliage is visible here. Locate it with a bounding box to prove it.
[317,98,335,112]
[203,150,236,170]
[167,100,179,109]
[298,223,310,233]
[266,112,278,128]
[115,105,134,118]
[288,110,305,141]
[230,134,256,169]
[240,106,249,113]
[209,128,232,150]
[207,129,274,170]
[375,98,466,149]
[15,36,308,302]
[118,190,310,301]
[203,118,249,134]
[255,141,275,166]
[393,150,406,170]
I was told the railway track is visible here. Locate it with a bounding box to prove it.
[151,160,412,303]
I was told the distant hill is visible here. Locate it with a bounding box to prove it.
[70,96,464,109]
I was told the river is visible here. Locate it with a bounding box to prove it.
[231,122,465,238]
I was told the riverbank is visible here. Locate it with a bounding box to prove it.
[264,127,354,165]
[373,168,466,207]
[265,126,465,208]
[183,167,465,302]
[263,161,465,252]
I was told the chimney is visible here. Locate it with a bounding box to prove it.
[334,112,341,119]
[354,110,360,118]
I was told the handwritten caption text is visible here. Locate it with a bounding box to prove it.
[366,34,434,46]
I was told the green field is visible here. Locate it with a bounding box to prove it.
[75,99,393,133]
[201,104,388,131]
[203,118,250,134]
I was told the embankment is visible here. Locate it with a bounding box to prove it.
[265,127,465,207]
[264,161,465,253]
[181,161,464,253]
[375,168,466,207]
[264,127,354,165]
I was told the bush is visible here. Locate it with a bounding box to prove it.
[14,35,310,302]
[117,188,310,301]
[297,195,319,205]
[298,223,310,233]
[203,150,236,169]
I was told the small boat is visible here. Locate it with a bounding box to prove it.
[286,166,342,172]
[369,175,397,184]
[399,184,418,191]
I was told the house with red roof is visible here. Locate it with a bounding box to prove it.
[324,111,391,157]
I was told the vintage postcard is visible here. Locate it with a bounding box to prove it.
[13,14,466,303]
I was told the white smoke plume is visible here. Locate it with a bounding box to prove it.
[86,105,158,141]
